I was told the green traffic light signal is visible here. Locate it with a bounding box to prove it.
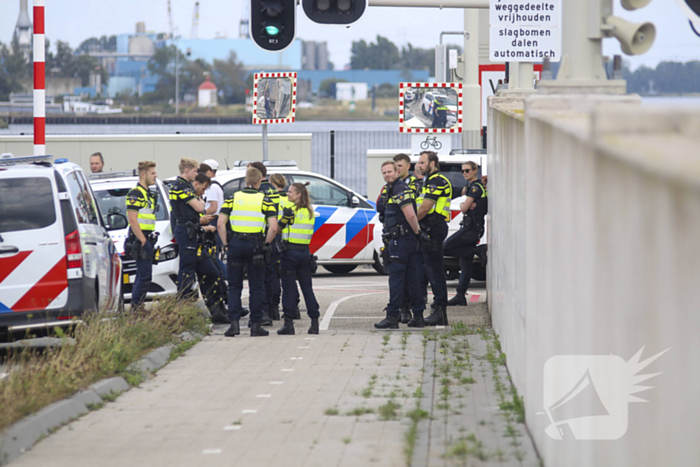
[265,25,281,36]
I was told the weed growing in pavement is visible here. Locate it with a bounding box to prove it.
[346,406,374,416]
[378,400,401,420]
[342,437,351,444]
[0,297,208,431]
[100,391,120,402]
[168,337,200,362]
[86,402,104,411]
[444,433,489,462]
[324,407,339,416]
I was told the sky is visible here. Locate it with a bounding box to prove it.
[1,0,699,70]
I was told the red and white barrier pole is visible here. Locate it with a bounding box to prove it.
[33,0,45,156]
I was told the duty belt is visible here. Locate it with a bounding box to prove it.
[232,232,263,241]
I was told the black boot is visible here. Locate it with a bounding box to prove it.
[308,318,319,335]
[407,314,425,328]
[277,316,295,335]
[270,306,281,321]
[224,320,240,337]
[447,294,467,306]
[424,305,448,326]
[260,310,273,326]
[250,322,269,337]
[399,303,412,324]
[374,314,399,330]
[210,304,230,324]
[241,307,250,318]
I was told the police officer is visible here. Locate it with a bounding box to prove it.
[415,151,452,326]
[432,96,449,128]
[200,160,227,276]
[375,161,426,329]
[217,167,278,337]
[445,161,488,306]
[249,161,281,324]
[125,161,158,309]
[169,158,206,300]
[192,173,229,324]
[276,182,321,335]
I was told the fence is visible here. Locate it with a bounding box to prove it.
[310,130,464,196]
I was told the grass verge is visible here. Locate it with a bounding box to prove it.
[0,297,208,431]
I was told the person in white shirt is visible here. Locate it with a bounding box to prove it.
[200,159,226,275]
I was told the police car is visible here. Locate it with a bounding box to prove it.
[89,172,178,300]
[371,151,488,280]
[0,154,123,336]
[216,161,381,274]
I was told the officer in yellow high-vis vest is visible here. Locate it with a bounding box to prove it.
[276,182,320,336]
[415,150,453,326]
[125,161,158,309]
[217,167,278,337]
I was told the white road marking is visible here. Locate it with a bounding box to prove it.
[256,394,271,398]
[224,425,241,431]
[202,449,222,454]
[298,346,310,349]
[329,316,385,319]
[242,409,257,414]
[270,381,283,385]
[281,369,294,372]
[320,292,384,331]
[291,357,303,360]
[304,337,315,340]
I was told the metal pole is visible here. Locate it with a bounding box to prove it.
[175,40,180,115]
[368,0,488,8]
[330,130,335,179]
[262,123,269,161]
[33,0,45,156]
[462,8,481,149]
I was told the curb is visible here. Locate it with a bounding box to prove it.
[412,339,437,467]
[0,341,179,465]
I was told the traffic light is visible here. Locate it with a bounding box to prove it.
[250,0,296,52]
[302,0,366,25]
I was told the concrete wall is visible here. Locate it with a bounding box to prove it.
[488,94,700,465]
[0,133,312,179]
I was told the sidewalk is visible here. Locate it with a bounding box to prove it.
[9,304,540,467]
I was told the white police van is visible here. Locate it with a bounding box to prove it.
[0,154,123,337]
[215,161,381,274]
[89,172,179,301]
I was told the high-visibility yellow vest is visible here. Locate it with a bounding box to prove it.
[419,172,452,222]
[229,191,266,234]
[277,193,289,216]
[282,206,315,245]
[134,185,156,232]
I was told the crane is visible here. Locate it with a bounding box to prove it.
[190,2,200,40]
[167,0,175,39]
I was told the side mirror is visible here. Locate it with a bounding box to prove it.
[351,195,361,207]
[106,213,128,231]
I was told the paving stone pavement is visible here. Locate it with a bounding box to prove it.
[9,316,540,467]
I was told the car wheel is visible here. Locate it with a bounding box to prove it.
[323,264,358,274]
[372,251,388,275]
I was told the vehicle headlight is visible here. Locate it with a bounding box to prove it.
[160,244,179,261]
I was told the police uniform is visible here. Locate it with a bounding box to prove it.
[220,187,277,336]
[259,178,281,323]
[432,99,449,128]
[375,178,425,329]
[169,176,201,299]
[126,183,156,308]
[276,201,320,335]
[194,212,228,323]
[418,170,452,325]
[444,180,488,304]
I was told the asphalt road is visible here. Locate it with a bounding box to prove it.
[0,267,487,375]
[404,98,434,127]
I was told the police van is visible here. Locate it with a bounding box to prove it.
[215,161,381,274]
[371,150,488,280]
[0,154,123,337]
[88,172,178,300]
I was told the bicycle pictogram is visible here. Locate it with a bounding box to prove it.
[420,136,442,150]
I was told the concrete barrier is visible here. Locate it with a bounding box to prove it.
[0,133,312,178]
[488,93,700,465]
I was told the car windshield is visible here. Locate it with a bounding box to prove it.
[93,185,169,224]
